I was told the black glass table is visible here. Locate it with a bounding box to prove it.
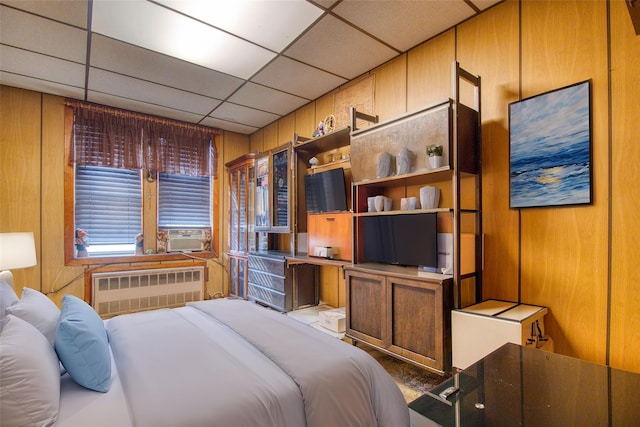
[409,343,640,426]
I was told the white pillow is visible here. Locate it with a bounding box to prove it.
[0,315,60,426]
[0,279,18,320]
[6,287,60,346]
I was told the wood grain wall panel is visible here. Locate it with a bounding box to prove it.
[263,122,278,151]
[0,86,42,290]
[610,0,640,373]
[250,129,264,154]
[406,29,455,111]
[456,0,521,302]
[41,94,83,302]
[319,265,340,308]
[373,55,407,121]
[295,102,316,139]
[520,0,609,363]
[278,113,295,145]
[315,91,335,126]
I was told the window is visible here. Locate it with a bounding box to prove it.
[158,173,211,228]
[75,166,142,256]
[64,101,219,263]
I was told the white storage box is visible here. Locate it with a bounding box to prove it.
[452,299,553,370]
[319,307,346,333]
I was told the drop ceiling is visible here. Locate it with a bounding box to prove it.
[0,0,501,135]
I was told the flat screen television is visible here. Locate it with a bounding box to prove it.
[362,213,438,270]
[304,168,348,213]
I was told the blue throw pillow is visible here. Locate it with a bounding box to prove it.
[55,294,111,392]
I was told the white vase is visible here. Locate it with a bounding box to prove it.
[428,155,443,169]
[420,186,440,210]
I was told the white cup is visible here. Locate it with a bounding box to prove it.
[384,197,392,211]
[368,196,377,212]
[374,195,385,212]
[408,196,417,210]
[401,198,409,210]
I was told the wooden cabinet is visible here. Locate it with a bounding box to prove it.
[255,143,292,233]
[247,251,318,312]
[225,153,256,299]
[345,265,453,374]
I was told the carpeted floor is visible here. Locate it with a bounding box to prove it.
[359,345,449,403]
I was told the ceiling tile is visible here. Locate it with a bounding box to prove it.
[0,71,85,99]
[87,91,209,124]
[0,45,86,88]
[284,14,398,80]
[251,56,347,100]
[0,5,87,63]
[156,0,324,52]
[91,0,276,79]
[88,68,221,115]
[90,34,244,100]
[200,116,258,135]
[332,0,476,52]
[209,102,280,129]
[1,0,88,28]
[229,82,309,116]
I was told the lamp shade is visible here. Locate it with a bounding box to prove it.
[0,232,37,270]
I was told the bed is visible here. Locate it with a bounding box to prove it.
[1,283,409,427]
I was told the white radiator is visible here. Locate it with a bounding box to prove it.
[92,266,204,317]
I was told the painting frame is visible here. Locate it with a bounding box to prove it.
[509,80,592,209]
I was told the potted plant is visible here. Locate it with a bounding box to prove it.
[426,144,443,169]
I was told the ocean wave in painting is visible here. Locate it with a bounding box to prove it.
[510,82,591,208]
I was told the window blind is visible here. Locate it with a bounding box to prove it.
[75,166,142,246]
[158,173,211,228]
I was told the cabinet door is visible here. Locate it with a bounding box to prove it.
[388,276,449,372]
[271,145,290,231]
[255,154,270,231]
[229,170,239,252]
[345,269,387,348]
[229,255,247,299]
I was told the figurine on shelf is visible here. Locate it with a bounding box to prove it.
[75,228,89,258]
[135,233,144,255]
[201,230,212,251]
[157,230,168,253]
[312,121,325,138]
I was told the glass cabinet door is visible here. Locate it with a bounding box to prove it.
[255,154,270,231]
[229,170,239,252]
[271,146,290,230]
[238,168,247,252]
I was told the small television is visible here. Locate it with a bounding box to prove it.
[362,213,438,270]
[304,168,348,213]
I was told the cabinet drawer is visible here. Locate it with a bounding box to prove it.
[248,283,290,312]
[248,255,286,276]
[248,269,288,293]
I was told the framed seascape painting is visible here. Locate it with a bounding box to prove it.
[509,80,592,208]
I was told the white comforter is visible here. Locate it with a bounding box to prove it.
[58,299,410,427]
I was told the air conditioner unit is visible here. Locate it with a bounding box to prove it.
[166,229,206,252]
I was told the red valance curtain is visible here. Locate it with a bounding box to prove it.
[67,100,218,177]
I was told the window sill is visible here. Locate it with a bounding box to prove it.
[66,251,217,266]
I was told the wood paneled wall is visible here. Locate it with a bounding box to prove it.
[2,0,640,373]
[240,0,640,372]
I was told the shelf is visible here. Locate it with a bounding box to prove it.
[306,157,351,174]
[354,208,451,217]
[345,262,452,283]
[294,126,351,155]
[353,167,452,188]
